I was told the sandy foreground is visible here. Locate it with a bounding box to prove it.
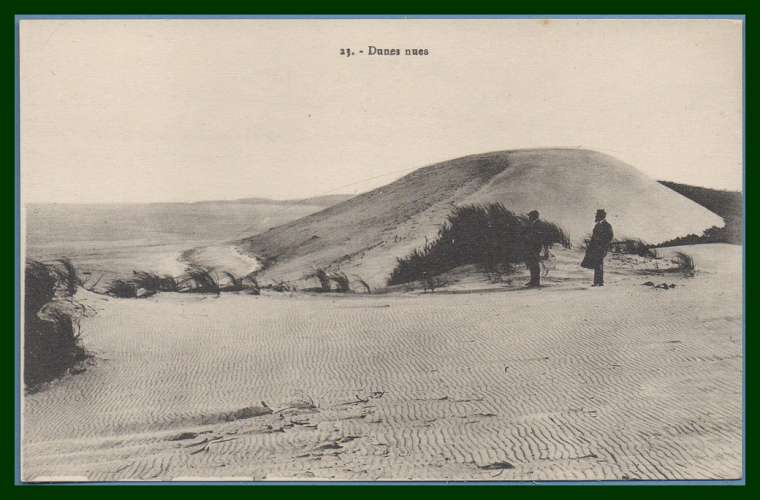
[22,244,742,482]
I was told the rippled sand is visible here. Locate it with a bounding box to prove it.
[22,245,742,482]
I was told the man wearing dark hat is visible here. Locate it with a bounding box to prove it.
[581,209,614,286]
[523,210,544,288]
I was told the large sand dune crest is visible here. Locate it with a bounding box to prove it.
[227,149,722,288]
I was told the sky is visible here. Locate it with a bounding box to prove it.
[20,19,743,204]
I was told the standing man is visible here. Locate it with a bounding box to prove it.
[524,210,545,288]
[581,209,614,286]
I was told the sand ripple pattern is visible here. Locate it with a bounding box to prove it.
[23,248,742,481]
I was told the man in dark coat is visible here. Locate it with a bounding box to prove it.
[581,209,614,286]
[523,210,545,288]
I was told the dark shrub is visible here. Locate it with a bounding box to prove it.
[269,281,294,292]
[422,275,448,293]
[24,260,88,388]
[106,279,138,298]
[388,203,570,286]
[25,260,57,314]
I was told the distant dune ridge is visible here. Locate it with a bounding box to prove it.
[191,194,355,207]
[234,149,723,288]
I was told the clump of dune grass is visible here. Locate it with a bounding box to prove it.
[106,279,138,298]
[243,275,261,295]
[352,274,372,294]
[611,239,657,258]
[108,267,261,297]
[307,268,354,293]
[672,251,696,277]
[24,260,89,389]
[388,203,571,286]
[266,280,295,292]
[203,270,262,293]
[106,272,176,298]
[314,268,331,292]
[422,274,448,293]
[328,271,351,293]
[181,265,221,295]
[219,271,245,292]
[53,257,80,296]
[132,271,178,292]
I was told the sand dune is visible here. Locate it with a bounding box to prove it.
[22,244,742,482]
[228,149,723,289]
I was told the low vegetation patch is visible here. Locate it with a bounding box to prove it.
[655,225,736,248]
[314,268,331,292]
[181,265,221,295]
[263,280,295,292]
[328,271,351,292]
[388,203,570,286]
[25,260,90,389]
[307,268,356,293]
[610,239,658,258]
[106,278,140,298]
[132,271,178,292]
[671,251,696,277]
[422,275,449,293]
[352,275,372,294]
[106,267,260,297]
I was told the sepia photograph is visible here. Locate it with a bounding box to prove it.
[17,16,744,483]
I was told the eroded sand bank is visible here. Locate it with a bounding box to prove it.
[22,244,742,482]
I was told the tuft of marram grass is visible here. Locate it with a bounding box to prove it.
[132,271,178,292]
[352,275,372,294]
[672,251,696,277]
[220,271,244,292]
[244,275,261,295]
[314,268,331,292]
[53,258,80,296]
[269,280,295,292]
[106,279,138,298]
[328,271,351,293]
[182,265,221,295]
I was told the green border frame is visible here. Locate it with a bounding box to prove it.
[4,1,752,498]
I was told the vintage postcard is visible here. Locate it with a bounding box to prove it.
[18,17,743,483]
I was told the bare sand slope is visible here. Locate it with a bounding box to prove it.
[23,244,741,482]
[461,149,724,243]
[229,149,722,289]
[182,245,262,277]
